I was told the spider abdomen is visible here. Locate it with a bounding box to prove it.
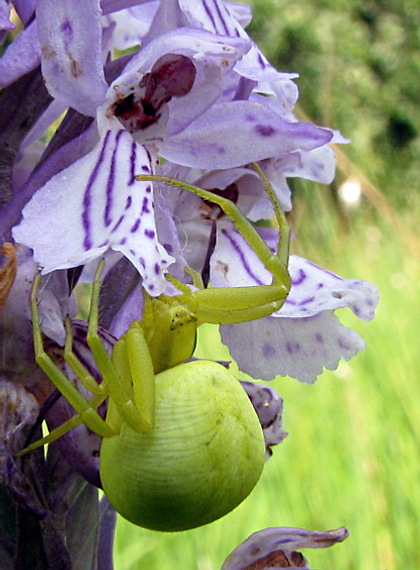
[100,360,265,531]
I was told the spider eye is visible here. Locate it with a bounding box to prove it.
[170,307,197,330]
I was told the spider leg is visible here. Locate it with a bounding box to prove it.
[136,167,291,324]
[16,393,107,456]
[136,166,290,288]
[31,273,116,438]
[86,261,154,432]
[64,316,107,395]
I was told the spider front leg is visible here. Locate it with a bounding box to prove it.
[137,163,291,325]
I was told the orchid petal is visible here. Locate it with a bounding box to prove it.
[221,311,367,383]
[12,126,174,295]
[0,0,14,31]
[179,0,295,85]
[284,256,379,320]
[115,26,250,125]
[241,381,287,460]
[36,0,108,116]
[102,4,158,51]
[101,0,156,16]
[225,1,253,28]
[120,26,250,78]
[279,145,338,184]
[0,21,40,88]
[161,100,333,169]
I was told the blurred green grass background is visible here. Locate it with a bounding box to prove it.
[113,1,419,568]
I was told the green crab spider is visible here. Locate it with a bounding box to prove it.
[18,164,291,532]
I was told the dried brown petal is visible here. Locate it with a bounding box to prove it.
[0,243,17,307]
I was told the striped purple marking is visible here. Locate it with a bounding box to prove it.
[104,130,124,227]
[291,268,306,286]
[221,227,265,285]
[128,141,137,186]
[82,130,112,249]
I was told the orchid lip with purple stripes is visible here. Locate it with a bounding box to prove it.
[12,123,174,295]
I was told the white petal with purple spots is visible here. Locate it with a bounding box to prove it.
[13,126,174,295]
[284,256,379,321]
[221,311,366,383]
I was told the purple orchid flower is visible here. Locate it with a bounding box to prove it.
[1,1,377,567]
[9,0,335,286]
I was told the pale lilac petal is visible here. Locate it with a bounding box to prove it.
[161,101,333,169]
[101,0,155,16]
[13,0,35,26]
[120,26,249,78]
[0,0,14,31]
[197,165,292,216]
[221,311,366,383]
[102,4,158,51]
[241,381,287,460]
[279,145,338,184]
[153,186,189,280]
[36,0,108,116]
[37,271,77,346]
[0,21,40,88]
[221,526,349,570]
[285,256,379,321]
[179,0,295,84]
[210,224,273,288]
[225,1,253,28]
[12,126,174,295]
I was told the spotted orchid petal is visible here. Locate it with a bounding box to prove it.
[12,126,174,295]
[222,310,367,383]
[102,4,159,51]
[162,100,333,169]
[36,0,108,116]
[211,225,378,382]
[123,26,249,77]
